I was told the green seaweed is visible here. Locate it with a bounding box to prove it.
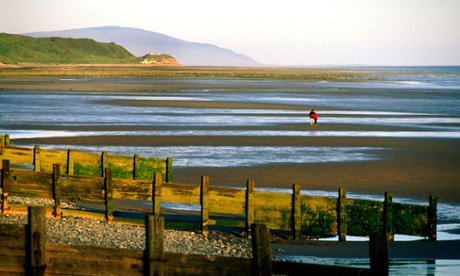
[346,200,383,236]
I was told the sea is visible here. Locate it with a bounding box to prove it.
[1,66,459,275]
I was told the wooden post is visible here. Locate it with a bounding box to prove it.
[101,151,108,177]
[67,149,74,175]
[5,134,10,146]
[246,180,255,237]
[145,215,164,276]
[1,159,10,213]
[200,176,209,236]
[152,172,162,216]
[369,234,389,276]
[0,135,4,155]
[27,206,47,275]
[428,196,437,241]
[292,184,301,240]
[383,192,393,241]
[337,188,347,241]
[251,224,272,276]
[34,145,41,172]
[105,168,113,222]
[166,157,173,183]
[52,164,62,218]
[133,154,140,180]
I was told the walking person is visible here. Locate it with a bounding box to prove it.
[309,109,318,125]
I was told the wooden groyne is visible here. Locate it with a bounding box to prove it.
[0,134,172,183]
[1,158,437,240]
[0,206,384,275]
[1,134,437,240]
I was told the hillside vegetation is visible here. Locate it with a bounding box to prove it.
[25,26,260,66]
[0,33,176,65]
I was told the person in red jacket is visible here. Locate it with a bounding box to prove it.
[309,109,318,125]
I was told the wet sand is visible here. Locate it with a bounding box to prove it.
[14,115,460,207]
[2,74,459,206]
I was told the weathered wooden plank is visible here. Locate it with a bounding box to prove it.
[161,183,201,205]
[104,168,113,222]
[72,151,102,177]
[27,206,46,275]
[251,224,272,276]
[146,215,164,276]
[67,149,74,174]
[255,210,292,230]
[153,172,162,216]
[208,187,246,215]
[107,154,134,179]
[338,188,347,241]
[101,151,108,178]
[34,145,41,172]
[201,176,209,236]
[45,244,144,275]
[0,225,382,276]
[254,191,292,211]
[369,234,389,276]
[1,159,11,213]
[212,219,246,228]
[112,178,152,200]
[133,153,140,179]
[59,174,105,203]
[138,156,167,182]
[392,202,428,237]
[0,224,26,241]
[52,164,62,218]
[301,195,338,235]
[0,255,26,274]
[1,146,34,167]
[428,196,437,241]
[0,135,4,155]
[1,143,171,181]
[39,148,68,174]
[292,184,301,240]
[246,180,255,236]
[5,134,10,146]
[383,192,393,241]
[9,169,53,196]
[162,252,252,276]
[254,191,292,230]
[166,156,173,183]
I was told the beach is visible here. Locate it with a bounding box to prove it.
[1,68,459,209]
[7,90,459,208]
[1,67,460,274]
[16,131,460,206]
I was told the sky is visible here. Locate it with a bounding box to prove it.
[1,0,459,66]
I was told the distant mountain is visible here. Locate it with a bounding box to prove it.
[24,26,261,66]
[0,33,140,64]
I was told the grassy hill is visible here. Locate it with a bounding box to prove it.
[0,33,141,64]
[25,26,261,66]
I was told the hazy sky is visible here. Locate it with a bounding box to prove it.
[1,0,459,66]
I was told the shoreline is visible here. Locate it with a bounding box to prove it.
[1,74,459,211]
[11,134,460,206]
[1,72,460,270]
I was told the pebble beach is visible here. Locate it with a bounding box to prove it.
[0,196,253,259]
